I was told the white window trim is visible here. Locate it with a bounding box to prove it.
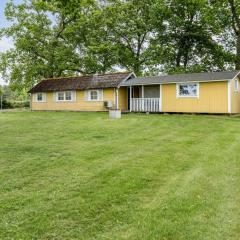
[56,92,65,102]
[87,89,103,101]
[34,92,46,102]
[176,83,199,98]
[55,91,76,102]
[234,78,239,92]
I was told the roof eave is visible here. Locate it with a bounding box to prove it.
[29,85,121,93]
[232,70,240,80]
[120,78,234,87]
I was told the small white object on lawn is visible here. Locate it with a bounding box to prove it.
[109,109,121,119]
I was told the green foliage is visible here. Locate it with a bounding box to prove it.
[0,0,100,91]
[98,0,165,75]
[0,0,240,90]
[208,0,240,69]
[154,0,227,72]
[0,85,29,109]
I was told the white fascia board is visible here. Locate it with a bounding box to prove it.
[118,72,137,88]
[232,71,240,80]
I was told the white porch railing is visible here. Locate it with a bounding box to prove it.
[131,98,161,112]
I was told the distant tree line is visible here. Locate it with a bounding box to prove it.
[0,85,29,109]
[0,0,240,91]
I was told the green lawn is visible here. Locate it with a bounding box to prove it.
[0,112,240,239]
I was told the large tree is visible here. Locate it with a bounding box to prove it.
[0,0,100,90]
[209,0,240,70]
[153,0,228,73]
[228,0,240,69]
[1,0,240,92]
[97,0,166,75]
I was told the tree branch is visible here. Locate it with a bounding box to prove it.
[228,0,240,34]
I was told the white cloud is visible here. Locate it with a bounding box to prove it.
[0,37,13,52]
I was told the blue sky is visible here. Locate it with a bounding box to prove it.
[0,0,23,85]
[0,0,23,51]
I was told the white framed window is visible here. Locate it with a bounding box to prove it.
[234,79,239,92]
[55,91,75,102]
[86,89,103,101]
[177,83,199,98]
[65,91,73,101]
[90,90,98,100]
[57,92,64,101]
[35,93,46,102]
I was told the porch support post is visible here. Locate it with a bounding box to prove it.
[142,85,144,98]
[116,88,119,110]
[130,86,132,112]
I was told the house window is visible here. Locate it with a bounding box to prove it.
[57,92,65,101]
[65,91,72,101]
[87,90,103,101]
[37,93,43,101]
[234,79,239,92]
[56,91,75,102]
[35,93,46,102]
[90,90,98,100]
[177,83,199,98]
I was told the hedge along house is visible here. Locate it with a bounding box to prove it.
[29,70,240,114]
[121,70,240,114]
[29,72,135,111]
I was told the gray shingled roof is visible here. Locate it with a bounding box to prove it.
[120,71,240,86]
[29,72,133,93]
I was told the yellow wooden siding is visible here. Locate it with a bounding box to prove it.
[31,88,116,111]
[162,81,228,113]
[118,87,128,110]
[231,78,240,113]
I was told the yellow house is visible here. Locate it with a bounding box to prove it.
[29,72,134,112]
[29,71,240,114]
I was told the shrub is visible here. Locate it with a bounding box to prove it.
[1,100,14,109]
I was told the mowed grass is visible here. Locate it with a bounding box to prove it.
[0,112,240,240]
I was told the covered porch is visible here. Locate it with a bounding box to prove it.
[128,85,162,112]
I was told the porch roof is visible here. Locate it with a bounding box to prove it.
[120,71,240,86]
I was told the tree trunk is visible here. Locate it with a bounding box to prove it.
[133,61,141,76]
[176,48,182,67]
[183,48,189,68]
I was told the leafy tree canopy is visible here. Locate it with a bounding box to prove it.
[0,0,239,90]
